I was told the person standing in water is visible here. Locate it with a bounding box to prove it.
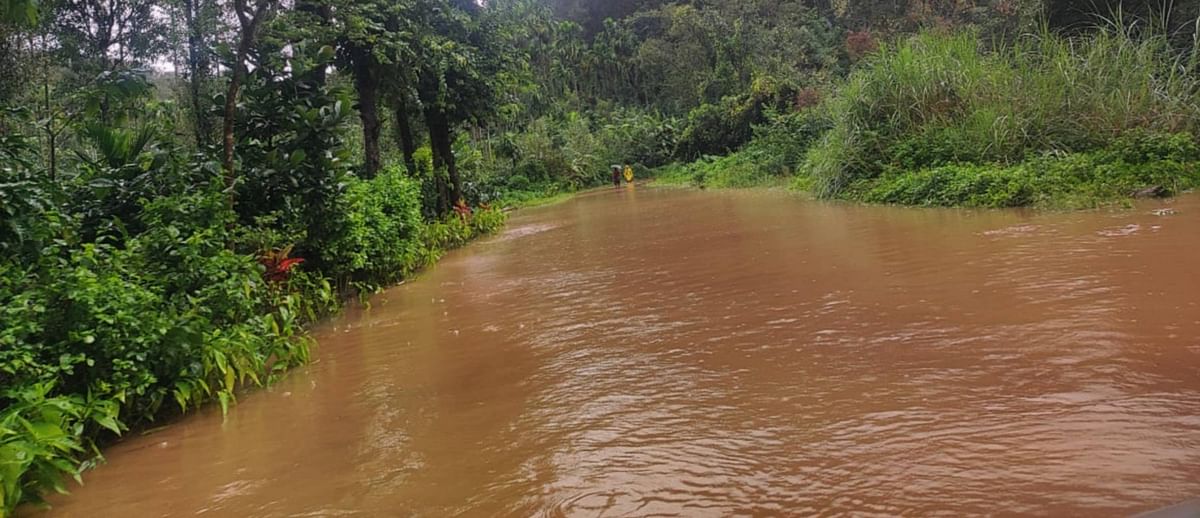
[611,165,622,188]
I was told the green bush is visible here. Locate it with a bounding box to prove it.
[862,134,1200,208]
[0,187,318,512]
[0,134,61,263]
[654,106,832,189]
[805,28,1200,200]
[749,108,833,175]
[596,107,679,168]
[421,208,508,253]
[0,382,120,512]
[674,97,760,160]
[653,151,779,189]
[864,164,1035,207]
[325,167,426,286]
[505,174,531,191]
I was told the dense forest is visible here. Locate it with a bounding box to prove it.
[2,0,1199,513]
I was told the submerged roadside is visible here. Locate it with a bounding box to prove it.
[1,163,599,517]
[0,167,522,517]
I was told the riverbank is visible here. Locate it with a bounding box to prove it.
[652,28,1200,210]
[651,132,1200,209]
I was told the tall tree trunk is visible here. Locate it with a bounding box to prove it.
[425,106,462,207]
[352,46,381,178]
[42,58,55,180]
[222,45,250,202]
[392,93,417,176]
[222,0,275,210]
[428,137,450,215]
[183,0,212,147]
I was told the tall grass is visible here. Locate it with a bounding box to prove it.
[806,24,1200,198]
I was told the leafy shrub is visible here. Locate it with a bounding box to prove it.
[0,383,120,511]
[421,208,508,252]
[655,105,832,189]
[653,151,781,189]
[862,134,1200,208]
[674,97,759,159]
[596,107,678,168]
[674,76,807,161]
[506,174,531,191]
[470,208,507,236]
[325,167,426,286]
[233,47,353,249]
[0,134,62,262]
[750,108,833,175]
[0,188,316,513]
[864,164,1035,207]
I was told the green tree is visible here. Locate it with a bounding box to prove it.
[179,0,221,147]
[220,0,278,209]
[331,0,413,179]
[412,0,516,210]
[51,0,168,80]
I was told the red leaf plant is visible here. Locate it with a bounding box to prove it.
[453,198,472,222]
[259,244,306,282]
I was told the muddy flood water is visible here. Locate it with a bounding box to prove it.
[37,187,1200,517]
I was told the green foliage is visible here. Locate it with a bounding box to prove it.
[461,107,676,202]
[469,208,507,236]
[653,150,784,190]
[70,124,193,241]
[863,164,1035,207]
[233,41,354,262]
[597,107,678,168]
[420,208,507,252]
[0,383,119,512]
[862,133,1200,208]
[602,1,842,112]
[325,167,426,286]
[0,186,321,514]
[657,105,831,189]
[0,133,61,262]
[748,107,832,175]
[675,99,756,160]
[0,0,38,26]
[674,78,805,160]
[805,28,1200,199]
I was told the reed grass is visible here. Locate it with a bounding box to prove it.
[805,23,1200,200]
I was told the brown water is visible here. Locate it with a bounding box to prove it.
[37,187,1200,517]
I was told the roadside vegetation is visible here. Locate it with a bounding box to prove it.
[2,0,1199,513]
[655,24,1200,208]
[805,27,1200,207]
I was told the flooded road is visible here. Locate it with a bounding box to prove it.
[40,187,1200,516]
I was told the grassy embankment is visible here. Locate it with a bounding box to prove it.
[653,27,1200,208]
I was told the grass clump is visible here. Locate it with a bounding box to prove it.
[803,26,1200,204]
[861,132,1200,208]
